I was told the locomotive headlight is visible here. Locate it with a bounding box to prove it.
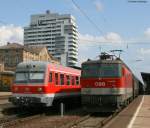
[37,87,43,92]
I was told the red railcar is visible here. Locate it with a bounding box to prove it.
[9,61,81,107]
[81,54,140,112]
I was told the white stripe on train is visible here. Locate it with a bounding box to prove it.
[12,92,81,98]
[81,88,133,95]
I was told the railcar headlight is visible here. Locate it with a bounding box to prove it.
[14,87,18,92]
[25,87,30,91]
[37,87,43,92]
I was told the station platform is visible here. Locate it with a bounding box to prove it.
[0,92,11,97]
[0,92,11,105]
[104,95,150,128]
[0,92,11,100]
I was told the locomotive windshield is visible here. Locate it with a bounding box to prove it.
[81,63,122,78]
[15,71,44,83]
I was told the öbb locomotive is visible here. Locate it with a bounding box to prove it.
[9,61,81,107]
[81,53,143,112]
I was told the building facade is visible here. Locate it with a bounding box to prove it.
[0,63,4,72]
[24,11,78,67]
[0,43,58,71]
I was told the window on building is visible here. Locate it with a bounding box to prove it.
[16,57,19,64]
[60,74,64,85]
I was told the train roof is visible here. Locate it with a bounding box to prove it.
[132,70,145,86]
[16,61,80,75]
[48,63,81,75]
[141,72,150,86]
[16,61,49,72]
[82,59,123,65]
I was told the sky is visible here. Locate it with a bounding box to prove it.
[0,0,150,79]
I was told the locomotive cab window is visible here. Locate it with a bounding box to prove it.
[82,63,122,78]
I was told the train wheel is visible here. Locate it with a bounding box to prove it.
[117,103,121,110]
[124,100,128,107]
[127,99,130,104]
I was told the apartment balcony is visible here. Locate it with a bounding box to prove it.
[68,59,78,66]
[68,47,78,52]
[68,50,78,54]
[68,44,78,49]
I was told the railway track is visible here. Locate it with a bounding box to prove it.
[0,107,87,128]
[0,106,47,128]
[0,113,44,128]
[61,110,120,128]
[0,106,121,128]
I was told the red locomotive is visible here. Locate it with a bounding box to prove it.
[9,61,81,107]
[81,53,141,112]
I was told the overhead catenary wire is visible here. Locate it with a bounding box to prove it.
[78,38,150,45]
[71,0,105,36]
[71,1,150,47]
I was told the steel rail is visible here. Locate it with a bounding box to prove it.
[60,109,121,128]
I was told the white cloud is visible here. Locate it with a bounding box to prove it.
[144,28,150,38]
[94,1,103,12]
[139,48,150,55]
[77,32,123,66]
[0,24,23,46]
[105,32,122,42]
[79,32,123,44]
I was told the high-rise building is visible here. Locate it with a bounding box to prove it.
[24,11,78,66]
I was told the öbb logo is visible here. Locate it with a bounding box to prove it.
[94,82,105,87]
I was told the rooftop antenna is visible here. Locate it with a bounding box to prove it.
[99,52,114,60]
[110,49,124,58]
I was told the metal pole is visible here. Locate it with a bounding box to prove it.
[0,73,1,91]
[60,102,64,117]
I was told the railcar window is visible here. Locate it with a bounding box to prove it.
[49,72,53,82]
[55,73,58,85]
[66,75,70,85]
[71,76,75,85]
[76,76,80,85]
[82,63,122,78]
[60,74,64,85]
[29,71,44,83]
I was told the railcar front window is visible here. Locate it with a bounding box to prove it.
[82,63,122,78]
[15,71,44,83]
[15,72,28,83]
[29,72,44,83]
